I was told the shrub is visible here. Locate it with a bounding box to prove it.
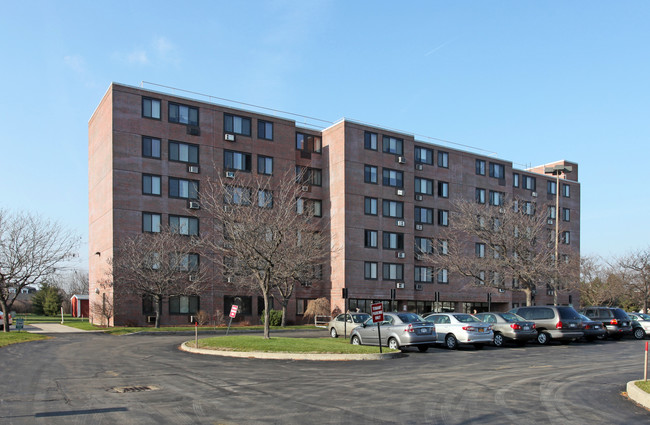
[32,282,63,316]
[260,310,282,326]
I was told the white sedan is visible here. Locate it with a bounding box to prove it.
[424,313,493,349]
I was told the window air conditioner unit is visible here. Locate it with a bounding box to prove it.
[226,277,233,283]
[396,252,406,259]
[188,275,196,282]
[415,284,424,291]
[225,133,236,142]
[532,192,538,197]
[147,316,156,323]
[415,195,423,201]
[188,201,200,210]
[415,253,422,261]
[188,165,199,174]
[498,288,505,293]
[225,171,235,178]
[396,282,405,289]
[301,185,311,192]
[397,156,406,164]
[396,220,405,227]
[547,219,554,225]
[396,189,404,196]
[415,224,423,231]
[416,164,423,171]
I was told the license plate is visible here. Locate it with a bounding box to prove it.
[524,326,530,330]
[478,328,484,332]
[569,323,576,328]
[595,326,600,329]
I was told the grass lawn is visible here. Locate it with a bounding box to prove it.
[195,335,398,354]
[0,332,49,347]
[104,324,320,335]
[635,381,650,393]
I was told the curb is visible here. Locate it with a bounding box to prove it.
[179,341,404,361]
[627,381,650,409]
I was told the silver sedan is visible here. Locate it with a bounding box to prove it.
[327,313,370,338]
[349,312,437,352]
[424,313,493,349]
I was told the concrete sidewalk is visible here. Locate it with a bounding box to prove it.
[24,323,92,333]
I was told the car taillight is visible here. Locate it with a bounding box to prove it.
[610,319,618,325]
[462,326,476,331]
[584,324,591,329]
[405,324,415,333]
[511,323,522,330]
[556,321,563,329]
[532,323,536,329]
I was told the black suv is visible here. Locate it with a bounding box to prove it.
[509,306,583,345]
[580,307,632,340]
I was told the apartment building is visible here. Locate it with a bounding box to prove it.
[89,83,580,326]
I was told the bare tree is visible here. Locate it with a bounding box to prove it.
[579,256,623,307]
[105,227,209,328]
[0,210,78,332]
[54,270,89,313]
[618,247,650,313]
[200,168,330,338]
[423,198,576,306]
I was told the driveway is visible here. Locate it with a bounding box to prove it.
[0,331,648,424]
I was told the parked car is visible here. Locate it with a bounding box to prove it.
[509,306,583,345]
[424,313,493,349]
[349,312,437,352]
[328,312,370,338]
[578,314,606,341]
[628,313,650,340]
[580,307,632,340]
[473,312,537,347]
[0,311,12,330]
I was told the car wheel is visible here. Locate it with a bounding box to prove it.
[445,334,458,350]
[634,328,646,340]
[493,332,504,347]
[473,343,485,350]
[351,335,361,345]
[537,331,551,345]
[417,345,429,353]
[330,328,338,338]
[388,338,400,351]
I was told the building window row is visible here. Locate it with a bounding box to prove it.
[296,132,322,153]
[363,261,448,283]
[142,137,199,164]
[142,174,200,200]
[143,212,199,236]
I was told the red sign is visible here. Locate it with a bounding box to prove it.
[229,305,239,318]
[371,303,384,323]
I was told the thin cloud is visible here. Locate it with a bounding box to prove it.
[424,38,456,57]
[127,50,149,65]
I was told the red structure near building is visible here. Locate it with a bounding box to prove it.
[71,294,89,318]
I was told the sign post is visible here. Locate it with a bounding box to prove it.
[645,341,648,381]
[195,320,199,348]
[371,303,384,353]
[226,305,239,336]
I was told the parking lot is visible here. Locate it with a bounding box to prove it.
[1,330,648,424]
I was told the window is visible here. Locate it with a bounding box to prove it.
[168,177,198,199]
[489,163,505,179]
[142,136,161,159]
[548,206,556,219]
[295,166,322,186]
[257,156,273,175]
[364,131,378,150]
[562,231,571,244]
[257,190,273,208]
[438,239,448,255]
[143,212,161,233]
[142,174,161,196]
[563,208,570,222]
[438,181,449,198]
[523,175,536,191]
[382,232,404,250]
[547,180,556,195]
[476,159,486,176]
[364,197,378,215]
[415,146,433,164]
[296,132,322,153]
[364,262,378,279]
[382,168,403,188]
[169,295,199,315]
[437,268,449,284]
[438,210,449,226]
[513,173,520,188]
[169,215,199,236]
[476,188,486,204]
[142,97,161,119]
[169,141,199,164]
[477,271,486,286]
[224,113,251,136]
[382,136,403,155]
[224,150,252,172]
[562,184,570,198]
[415,237,433,255]
[169,103,198,126]
[415,207,433,224]
[224,186,252,205]
[382,200,404,218]
[415,178,433,195]
[296,198,304,214]
[364,165,378,184]
[258,120,273,140]
[364,230,378,248]
[296,199,320,217]
[173,253,200,272]
[415,266,433,283]
[489,191,504,206]
[312,200,322,217]
[523,201,534,215]
[476,243,485,258]
[383,263,404,281]
[438,151,449,168]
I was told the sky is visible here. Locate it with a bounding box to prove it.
[1,1,649,271]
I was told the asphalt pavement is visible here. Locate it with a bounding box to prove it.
[0,330,648,424]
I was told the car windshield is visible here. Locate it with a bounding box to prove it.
[500,313,523,322]
[557,307,581,320]
[612,309,630,320]
[352,314,370,323]
[579,314,590,321]
[453,314,480,323]
[637,313,650,320]
[396,313,425,323]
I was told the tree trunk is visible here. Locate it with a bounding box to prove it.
[154,295,161,329]
[525,288,533,306]
[0,299,9,333]
[280,301,288,327]
[262,290,270,339]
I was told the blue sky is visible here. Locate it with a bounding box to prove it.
[1,1,649,270]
